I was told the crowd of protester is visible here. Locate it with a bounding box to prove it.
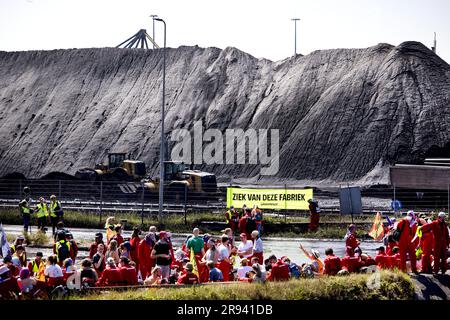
[0,207,449,299]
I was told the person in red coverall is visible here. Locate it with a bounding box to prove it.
[341,254,362,273]
[421,212,449,274]
[375,246,390,269]
[89,233,104,259]
[387,247,401,270]
[268,258,290,281]
[344,224,360,257]
[96,258,124,286]
[177,263,199,285]
[415,217,435,274]
[238,209,251,236]
[129,228,141,270]
[323,248,342,275]
[118,257,138,285]
[138,232,156,279]
[396,212,417,273]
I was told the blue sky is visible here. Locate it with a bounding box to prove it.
[0,0,448,63]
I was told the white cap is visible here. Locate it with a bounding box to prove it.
[438,212,447,219]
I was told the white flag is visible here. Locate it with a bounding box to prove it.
[0,224,11,257]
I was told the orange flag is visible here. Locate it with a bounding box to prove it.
[369,212,384,240]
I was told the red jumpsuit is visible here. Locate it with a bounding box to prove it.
[323,255,342,275]
[216,260,232,282]
[425,219,449,273]
[268,260,290,281]
[129,236,140,268]
[137,239,154,279]
[119,267,138,285]
[345,233,359,257]
[417,222,435,273]
[375,253,389,269]
[341,256,362,273]
[396,219,417,272]
[96,266,124,286]
[386,242,397,256]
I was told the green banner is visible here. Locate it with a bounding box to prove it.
[226,188,313,210]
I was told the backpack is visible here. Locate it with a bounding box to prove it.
[392,221,405,242]
[288,263,301,278]
[56,241,70,262]
[245,217,257,233]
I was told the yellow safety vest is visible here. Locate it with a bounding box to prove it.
[20,203,31,214]
[50,201,61,218]
[36,203,49,218]
[30,259,43,273]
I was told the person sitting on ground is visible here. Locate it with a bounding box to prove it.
[177,262,199,285]
[0,265,11,284]
[341,251,362,273]
[11,256,22,275]
[144,266,162,286]
[13,245,27,268]
[92,243,106,277]
[299,244,324,274]
[119,241,132,260]
[374,246,389,269]
[96,257,123,287]
[44,255,65,287]
[119,257,138,285]
[387,246,401,270]
[89,232,104,259]
[385,234,397,256]
[267,256,290,281]
[18,268,37,294]
[344,224,360,257]
[207,260,223,282]
[251,263,266,283]
[359,253,377,268]
[79,259,98,287]
[27,252,45,281]
[63,258,74,272]
[282,256,301,279]
[106,239,120,265]
[237,258,253,280]
[2,256,19,277]
[323,248,342,276]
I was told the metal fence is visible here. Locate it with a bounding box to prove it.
[0,179,448,217]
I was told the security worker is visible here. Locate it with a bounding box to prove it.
[49,195,63,235]
[19,199,32,232]
[35,197,49,232]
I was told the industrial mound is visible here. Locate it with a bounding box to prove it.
[0,42,449,184]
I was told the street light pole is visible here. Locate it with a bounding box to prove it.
[154,17,166,222]
[291,18,300,56]
[150,15,158,49]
